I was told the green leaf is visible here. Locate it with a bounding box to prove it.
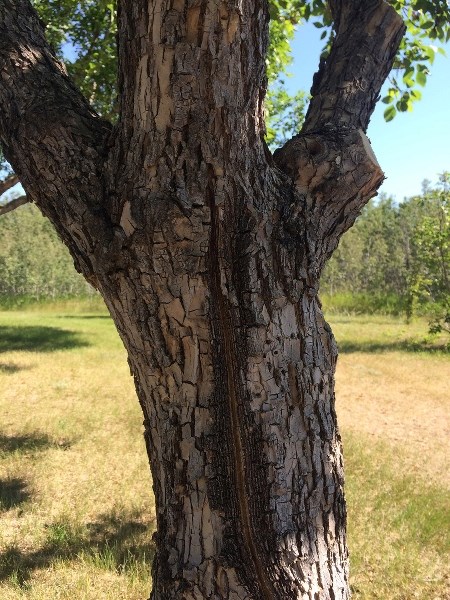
[416,70,427,86]
[384,105,397,122]
[402,76,414,88]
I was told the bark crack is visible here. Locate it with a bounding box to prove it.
[208,188,276,600]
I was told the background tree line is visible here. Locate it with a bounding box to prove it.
[1,174,448,332]
[322,173,449,332]
[0,203,92,303]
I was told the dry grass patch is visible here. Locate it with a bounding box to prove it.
[344,433,449,599]
[330,314,450,599]
[333,315,449,487]
[0,310,155,599]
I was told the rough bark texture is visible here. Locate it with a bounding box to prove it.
[0,1,405,598]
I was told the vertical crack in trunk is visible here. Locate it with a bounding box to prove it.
[208,188,276,600]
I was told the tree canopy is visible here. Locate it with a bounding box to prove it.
[34,0,450,121]
[0,0,448,178]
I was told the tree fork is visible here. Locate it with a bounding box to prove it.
[275,0,405,266]
[0,1,405,598]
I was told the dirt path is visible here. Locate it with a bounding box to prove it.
[336,352,450,487]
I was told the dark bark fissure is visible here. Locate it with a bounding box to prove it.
[208,181,275,599]
[0,1,406,598]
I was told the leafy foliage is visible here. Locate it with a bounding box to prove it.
[32,0,118,119]
[322,175,450,336]
[0,204,92,300]
[27,0,449,136]
[268,1,449,138]
[406,173,450,333]
[265,3,306,148]
[269,1,450,122]
[323,196,413,302]
[265,87,307,148]
[383,0,449,119]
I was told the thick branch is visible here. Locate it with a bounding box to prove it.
[0,173,19,196]
[0,194,28,216]
[0,0,113,279]
[274,0,405,262]
[306,0,405,134]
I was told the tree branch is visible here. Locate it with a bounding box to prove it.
[274,0,405,265]
[305,0,405,134]
[0,0,113,280]
[0,173,19,196]
[0,195,28,216]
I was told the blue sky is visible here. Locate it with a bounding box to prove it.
[286,22,450,201]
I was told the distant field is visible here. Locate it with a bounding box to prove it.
[0,304,448,599]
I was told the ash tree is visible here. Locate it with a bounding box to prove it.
[0,1,448,598]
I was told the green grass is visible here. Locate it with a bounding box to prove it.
[321,292,408,316]
[0,307,155,599]
[345,434,449,599]
[0,295,106,313]
[330,313,449,354]
[0,303,448,598]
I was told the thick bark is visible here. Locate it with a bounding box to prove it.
[0,1,405,598]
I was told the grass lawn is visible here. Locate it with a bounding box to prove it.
[0,303,448,599]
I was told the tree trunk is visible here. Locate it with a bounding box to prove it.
[0,1,405,598]
[98,164,349,599]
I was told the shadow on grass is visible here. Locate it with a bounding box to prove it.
[0,478,31,511]
[57,315,111,320]
[0,362,29,374]
[338,339,448,354]
[0,511,156,586]
[0,326,90,353]
[0,432,71,454]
